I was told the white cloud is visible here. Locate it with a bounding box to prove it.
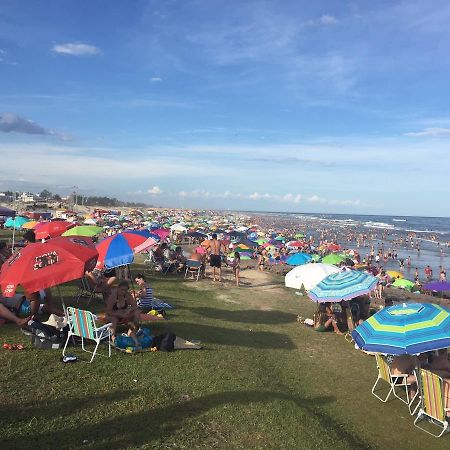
[147,185,162,195]
[177,189,357,207]
[404,127,450,137]
[52,42,101,56]
[320,15,338,25]
[150,77,162,82]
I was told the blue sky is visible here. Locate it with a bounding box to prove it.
[0,0,449,216]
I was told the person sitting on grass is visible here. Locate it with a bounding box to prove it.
[0,302,30,326]
[132,273,154,312]
[26,288,64,319]
[314,302,344,334]
[106,280,140,345]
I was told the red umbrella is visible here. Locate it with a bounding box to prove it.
[289,241,307,248]
[327,243,341,252]
[0,236,98,297]
[34,221,76,240]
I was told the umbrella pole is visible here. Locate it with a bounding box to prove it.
[56,285,66,315]
[12,220,16,252]
[128,265,137,298]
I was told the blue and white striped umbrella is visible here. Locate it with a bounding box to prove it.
[308,270,378,302]
[352,303,450,355]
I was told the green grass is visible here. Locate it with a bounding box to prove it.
[0,236,449,448]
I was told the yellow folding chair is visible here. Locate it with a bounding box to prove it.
[372,354,414,408]
[414,369,450,438]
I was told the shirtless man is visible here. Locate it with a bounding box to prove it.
[206,234,225,282]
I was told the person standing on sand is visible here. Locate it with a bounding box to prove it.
[206,233,225,282]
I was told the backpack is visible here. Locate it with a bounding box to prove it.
[152,332,176,352]
[26,320,69,350]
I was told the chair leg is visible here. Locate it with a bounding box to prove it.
[414,410,449,437]
[90,340,101,363]
[372,377,394,402]
[392,377,410,405]
[62,331,72,357]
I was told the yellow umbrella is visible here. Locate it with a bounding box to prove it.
[387,270,403,279]
[22,220,39,229]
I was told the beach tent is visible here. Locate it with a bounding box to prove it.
[285,263,340,291]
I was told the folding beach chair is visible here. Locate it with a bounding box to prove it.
[62,307,112,363]
[414,369,450,437]
[371,354,414,407]
[75,276,101,305]
[184,259,202,281]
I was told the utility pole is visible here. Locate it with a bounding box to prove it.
[71,185,79,212]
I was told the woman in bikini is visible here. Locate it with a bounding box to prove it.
[106,280,140,344]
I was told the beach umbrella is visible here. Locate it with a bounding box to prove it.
[62,225,104,237]
[286,253,312,266]
[327,243,341,252]
[170,223,187,232]
[4,216,29,228]
[35,221,75,240]
[321,253,346,265]
[352,303,450,355]
[84,218,98,225]
[308,270,378,302]
[22,220,39,230]
[386,270,403,280]
[287,241,306,248]
[285,263,341,291]
[0,206,16,217]
[0,236,98,297]
[152,228,170,240]
[95,231,157,269]
[423,281,450,292]
[392,278,415,290]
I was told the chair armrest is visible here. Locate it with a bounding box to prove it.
[95,323,112,332]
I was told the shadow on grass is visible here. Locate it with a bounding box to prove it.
[2,390,371,450]
[164,322,296,350]
[189,306,298,325]
[0,389,135,423]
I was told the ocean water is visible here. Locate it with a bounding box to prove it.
[258,212,450,280]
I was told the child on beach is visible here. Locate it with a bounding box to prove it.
[232,251,241,286]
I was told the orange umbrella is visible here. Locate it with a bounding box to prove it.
[22,221,39,229]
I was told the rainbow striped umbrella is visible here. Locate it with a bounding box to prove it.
[308,270,378,302]
[352,303,450,355]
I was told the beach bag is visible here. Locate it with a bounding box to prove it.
[152,332,176,352]
[28,320,68,350]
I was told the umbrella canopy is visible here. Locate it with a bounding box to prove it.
[321,253,346,265]
[62,225,104,237]
[308,270,378,302]
[392,278,415,290]
[352,303,450,355]
[95,231,157,269]
[285,263,340,291]
[287,241,306,248]
[4,216,30,228]
[423,281,450,292]
[84,218,98,225]
[35,221,75,240]
[0,236,98,297]
[386,270,403,280]
[327,243,341,252]
[286,252,312,266]
[152,228,170,240]
[22,220,39,230]
[0,206,16,217]
[170,223,187,232]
